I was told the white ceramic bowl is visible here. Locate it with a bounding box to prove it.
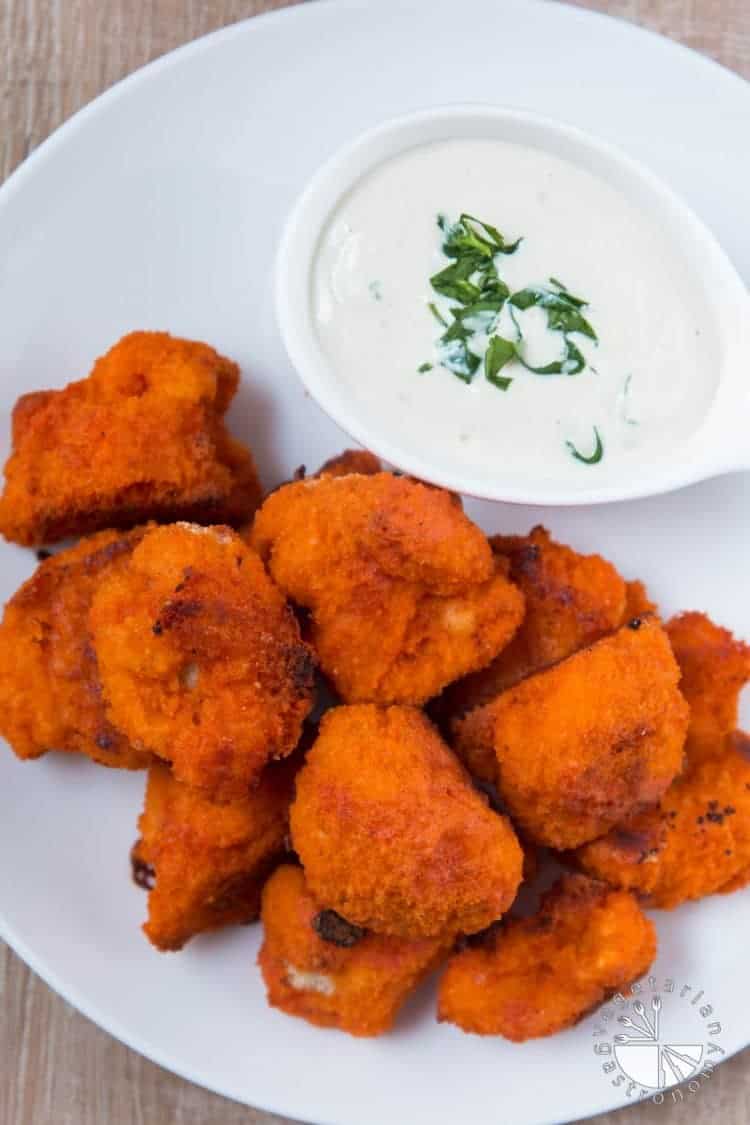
[276,105,749,505]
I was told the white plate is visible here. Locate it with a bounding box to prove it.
[0,2,748,1123]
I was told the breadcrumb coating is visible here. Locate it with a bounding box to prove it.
[433,527,630,729]
[0,332,261,545]
[623,580,657,622]
[438,875,656,1041]
[315,449,382,478]
[575,733,750,908]
[455,617,688,847]
[0,528,150,768]
[134,758,295,951]
[666,612,750,767]
[290,705,523,939]
[258,865,450,1036]
[250,473,524,704]
[90,522,316,800]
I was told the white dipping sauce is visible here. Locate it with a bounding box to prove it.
[312,139,716,490]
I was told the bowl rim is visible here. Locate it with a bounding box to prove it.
[275,102,750,506]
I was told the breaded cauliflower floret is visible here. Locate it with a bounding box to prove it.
[290,705,523,939]
[623,579,657,622]
[258,865,450,1036]
[454,617,688,847]
[666,612,750,767]
[133,758,295,951]
[0,528,150,768]
[315,449,382,478]
[575,733,750,908]
[438,875,656,1041]
[250,473,524,704]
[433,527,629,726]
[0,332,262,546]
[90,523,316,800]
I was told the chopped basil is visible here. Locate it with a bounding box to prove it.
[517,336,586,376]
[430,258,482,303]
[510,286,597,341]
[457,213,522,255]
[417,362,433,373]
[566,427,604,465]
[437,337,481,381]
[485,336,517,389]
[549,277,586,306]
[423,212,600,457]
[427,301,448,327]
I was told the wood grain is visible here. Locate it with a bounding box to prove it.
[1,1,748,1123]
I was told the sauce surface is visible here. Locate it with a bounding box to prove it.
[312,139,716,490]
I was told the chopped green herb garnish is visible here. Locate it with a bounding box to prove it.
[427,302,448,328]
[485,336,517,390]
[510,286,597,341]
[437,337,481,382]
[423,214,599,457]
[517,336,586,376]
[368,280,383,301]
[566,427,604,465]
[430,258,482,303]
[458,213,522,255]
[548,277,588,307]
[486,372,513,391]
[441,312,472,344]
[417,362,433,373]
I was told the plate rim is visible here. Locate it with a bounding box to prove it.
[1,1,749,1122]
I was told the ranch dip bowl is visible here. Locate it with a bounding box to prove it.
[275,105,749,505]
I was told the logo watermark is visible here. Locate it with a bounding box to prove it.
[592,975,725,1105]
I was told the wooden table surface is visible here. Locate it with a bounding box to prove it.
[1,1,749,1122]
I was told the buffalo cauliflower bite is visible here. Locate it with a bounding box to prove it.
[250,473,524,705]
[450,703,502,789]
[90,522,316,800]
[0,528,150,768]
[433,527,633,727]
[258,865,450,1036]
[575,732,750,908]
[666,612,750,767]
[133,758,295,951]
[438,875,656,1041]
[315,449,382,478]
[623,580,657,622]
[290,705,524,939]
[0,332,262,546]
[454,617,688,847]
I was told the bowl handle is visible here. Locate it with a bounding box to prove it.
[699,288,750,478]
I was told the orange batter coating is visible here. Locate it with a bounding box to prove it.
[290,705,523,939]
[454,617,688,847]
[623,580,657,622]
[438,875,656,1041]
[575,732,750,908]
[258,865,450,1036]
[0,529,150,768]
[250,473,524,704]
[0,332,262,546]
[315,449,382,478]
[433,527,629,725]
[90,522,316,800]
[666,612,750,767]
[133,758,296,951]
[450,698,505,787]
